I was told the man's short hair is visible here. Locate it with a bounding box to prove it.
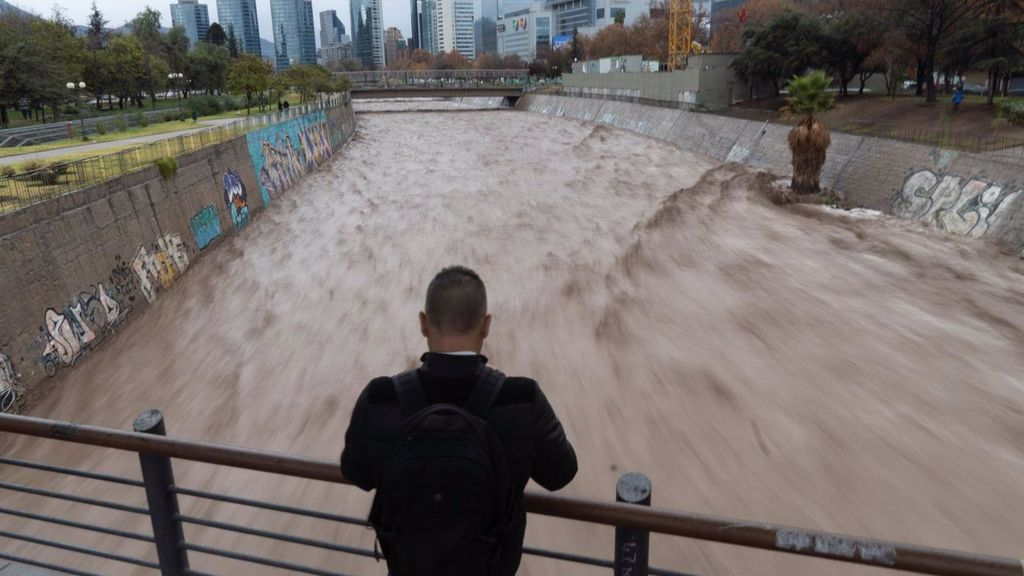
[425,266,487,334]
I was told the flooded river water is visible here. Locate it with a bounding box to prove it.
[2,103,1024,575]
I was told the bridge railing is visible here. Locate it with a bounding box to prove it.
[338,70,529,89]
[0,411,1019,576]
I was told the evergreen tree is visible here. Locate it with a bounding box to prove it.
[226,25,240,58]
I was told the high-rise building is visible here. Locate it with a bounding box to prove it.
[319,9,347,46]
[319,9,352,67]
[438,0,475,59]
[475,0,498,54]
[419,0,439,52]
[546,0,593,37]
[384,27,406,66]
[300,0,316,63]
[579,0,649,34]
[216,0,262,55]
[409,0,421,50]
[497,2,552,60]
[351,0,385,68]
[322,42,354,66]
[270,0,316,69]
[170,0,210,45]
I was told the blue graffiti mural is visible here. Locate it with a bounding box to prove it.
[222,170,251,230]
[245,111,333,206]
[190,205,223,249]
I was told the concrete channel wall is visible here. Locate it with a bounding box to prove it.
[517,93,1024,253]
[0,101,357,395]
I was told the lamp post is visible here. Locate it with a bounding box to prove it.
[168,73,184,119]
[66,81,88,141]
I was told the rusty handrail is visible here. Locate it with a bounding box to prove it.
[0,413,1020,576]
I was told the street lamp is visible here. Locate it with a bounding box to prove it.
[66,81,88,141]
[168,73,184,119]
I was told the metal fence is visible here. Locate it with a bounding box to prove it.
[0,98,344,217]
[340,70,530,89]
[0,410,1020,576]
[0,109,177,148]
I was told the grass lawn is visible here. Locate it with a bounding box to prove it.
[729,93,1024,150]
[0,121,201,159]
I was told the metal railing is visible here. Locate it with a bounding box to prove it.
[339,70,530,89]
[0,108,175,148]
[0,97,345,217]
[0,411,1020,576]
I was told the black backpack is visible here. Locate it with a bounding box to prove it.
[370,367,516,576]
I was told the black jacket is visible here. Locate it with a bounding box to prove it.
[341,352,578,575]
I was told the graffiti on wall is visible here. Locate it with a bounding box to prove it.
[245,111,333,206]
[109,255,140,304]
[132,233,190,303]
[892,170,1023,239]
[191,205,223,249]
[39,284,129,377]
[223,171,250,230]
[1,351,24,414]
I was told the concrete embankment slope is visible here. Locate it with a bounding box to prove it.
[0,101,357,393]
[517,94,1024,254]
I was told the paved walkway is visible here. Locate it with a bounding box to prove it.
[0,118,238,165]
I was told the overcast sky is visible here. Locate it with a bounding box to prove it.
[10,0,412,47]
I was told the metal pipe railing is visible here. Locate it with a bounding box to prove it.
[1,412,1021,576]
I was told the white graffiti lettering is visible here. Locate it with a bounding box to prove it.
[40,284,129,377]
[892,170,1023,239]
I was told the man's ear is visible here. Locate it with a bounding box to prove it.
[480,314,492,340]
[420,311,430,338]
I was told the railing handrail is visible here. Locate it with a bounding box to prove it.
[0,412,1019,576]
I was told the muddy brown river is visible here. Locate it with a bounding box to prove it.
[2,103,1024,575]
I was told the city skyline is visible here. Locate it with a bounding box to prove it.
[15,0,415,51]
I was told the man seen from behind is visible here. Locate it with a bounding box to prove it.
[341,265,578,576]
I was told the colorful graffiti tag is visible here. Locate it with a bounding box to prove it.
[892,170,1023,239]
[245,111,333,206]
[223,170,250,230]
[40,284,129,377]
[132,233,190,303]
[191,205,223,249]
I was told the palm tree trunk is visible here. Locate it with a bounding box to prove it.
[789,115,832,195]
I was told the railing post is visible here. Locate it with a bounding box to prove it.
[614,472,651,576]
[134,409,189,576]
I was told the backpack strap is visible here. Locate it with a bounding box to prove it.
[464,367,506,419]
[391,370,428,419]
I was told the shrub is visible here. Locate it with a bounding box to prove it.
[48,162,71,176]
[997,100,1024,125]
[115,116,128,132]
[135,111,148,128]
[20,160,42,173]
[154,157,178,180]
[187,95,225,117]
[95,122,107,135]
[38,169,60,186]
[1,166,15,178]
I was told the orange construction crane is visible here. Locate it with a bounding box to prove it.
[667,0,693,71]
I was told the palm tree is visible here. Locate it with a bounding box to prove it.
[785,71,836,195]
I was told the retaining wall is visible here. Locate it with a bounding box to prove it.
[0,101,357,396]
[517,94,1024,253]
